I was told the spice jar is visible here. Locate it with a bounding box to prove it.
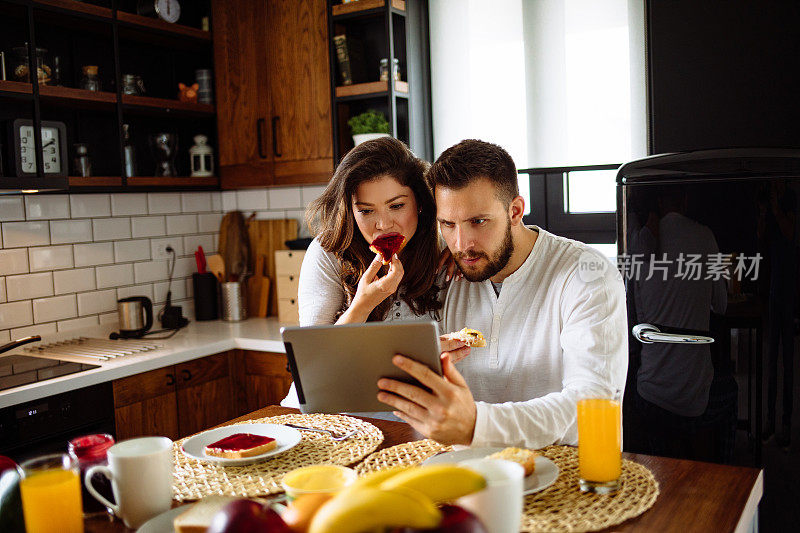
[68,433,115,515]
[80,65,100,91]
[12,44,51,84]
[73,143,92,177]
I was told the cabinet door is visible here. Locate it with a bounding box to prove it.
[213,0,274,188]
[266,0,334,185]
[113,367,179,441]
[236,350,294,413]
[175,353,235,437]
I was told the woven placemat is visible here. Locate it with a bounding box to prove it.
[172,414,384,501]
[355,441,659,533]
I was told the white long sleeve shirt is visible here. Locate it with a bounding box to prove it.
[443,228,628,448]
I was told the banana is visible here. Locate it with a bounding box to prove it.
[347,466,410,490]
[308,486,441,533]
[380,464,487,503]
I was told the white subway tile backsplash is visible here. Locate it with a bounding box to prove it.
[53,268,95,295]
[131,216,166,238]
[236,190,269,211]
[269,187,303,209]
[92,218,131,241]
[57,315,99,332]
[173,257,196,278]
[25,195,70,220]
[0,278,5,302]
[301,185,326,207]
[0,249,29,275]
[181,192,213,213]
[50,219,93,244]
[73,242,114,267]
[286,209,309,237]
[70,195,110,218]
[2,221,49,248]
[5,272,53,301]
[114,239,150,263]
[198,213,223,233]
[134,261,169,283]
[111,193,147,216]
[147,193,182,214]
[154,279,186,304]
[33,294,77,323]
[254,210,287,220]
[96,264,134,289]
[77,289,116,315]
[0,197,25,222]
[150,238,184,258]
[0,301,33,329]
[221,191,237,211]
[0,330,10,343]
[117,284,154,301]
[183,234,214,255]
[29,245,73,271]
[98,312,118,325]
[166,214,198,235]
[11,322,57,339]
[211,192,222,212]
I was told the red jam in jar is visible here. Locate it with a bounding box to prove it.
[68,433,115,515]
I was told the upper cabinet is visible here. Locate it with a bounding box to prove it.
[215,0,334,189]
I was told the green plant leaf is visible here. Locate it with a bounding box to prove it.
[347,109,391,135]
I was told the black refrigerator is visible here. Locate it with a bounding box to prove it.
[617,148,800,467]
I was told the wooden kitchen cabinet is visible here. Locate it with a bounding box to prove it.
[112,353,235,441]
[231,350,294,414]
[214,0,334,189]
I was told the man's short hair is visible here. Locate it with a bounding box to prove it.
[426,139,519,206]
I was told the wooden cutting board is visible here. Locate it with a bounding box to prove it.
[246,254,270,317]
[247,219,298,315]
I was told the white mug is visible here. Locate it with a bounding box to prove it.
[457,458,525,533]
[84,436,174,529]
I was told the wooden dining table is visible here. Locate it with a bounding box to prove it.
[85,405,763,533]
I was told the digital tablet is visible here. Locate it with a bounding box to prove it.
[280,321,442,414]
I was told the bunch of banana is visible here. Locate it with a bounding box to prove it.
[307,464,487,533]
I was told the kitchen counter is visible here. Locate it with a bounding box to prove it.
[0,318,289,409]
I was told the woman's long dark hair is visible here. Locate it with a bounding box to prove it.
[306,137,442,321]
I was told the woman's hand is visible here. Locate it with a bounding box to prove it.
[337,254,404,323]
[437,248,462,282]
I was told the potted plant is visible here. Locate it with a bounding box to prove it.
[348,109,391,145]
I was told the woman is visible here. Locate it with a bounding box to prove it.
[281,137,445,408]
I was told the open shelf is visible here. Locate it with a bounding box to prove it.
[126,176,218,187]
[33,0,112,20]
[335,80,408,99]
[38,85,117,108]
[121,94,215,116]
[68,176,123,187]
[116,11,211,42]
[332,0,405,18]
[0,80,33,96]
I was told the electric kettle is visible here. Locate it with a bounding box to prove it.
[115,296,153,339]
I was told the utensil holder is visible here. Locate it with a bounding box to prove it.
[192,273,218,321]
[220,281,247,321]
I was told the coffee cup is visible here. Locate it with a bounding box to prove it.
[457,458,524,533]
[84,436,173,529]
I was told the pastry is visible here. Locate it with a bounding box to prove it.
[173,495,238,533]
[442,327,487,347]
[488,447,538,476]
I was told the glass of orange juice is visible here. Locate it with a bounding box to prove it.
[577,390,622,494]
[19,453,83,533]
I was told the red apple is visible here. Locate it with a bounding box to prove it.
[396,504,488,533]
[207,499,292,533]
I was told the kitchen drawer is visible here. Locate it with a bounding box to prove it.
[275,250,305,275]
[277,297,299,324]
[276,273,300,299]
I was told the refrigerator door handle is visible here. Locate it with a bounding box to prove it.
[632,323,715,344]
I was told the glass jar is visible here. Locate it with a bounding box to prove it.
[80,65,100,92]
[379,58,401,82]
[68,433,115,515]
[12,44,51,85]
[73,143,92,177]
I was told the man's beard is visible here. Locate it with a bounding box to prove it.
[455,221,514,282]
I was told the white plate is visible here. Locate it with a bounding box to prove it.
[181,423,302,466]
[422,447,559,495]
[136,504,191,533]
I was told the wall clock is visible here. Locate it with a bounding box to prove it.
[137,0,181,24]
[10,119,68,177]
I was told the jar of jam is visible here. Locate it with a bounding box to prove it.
[68,433,115,515]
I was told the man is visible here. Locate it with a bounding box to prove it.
[377,139,628,448]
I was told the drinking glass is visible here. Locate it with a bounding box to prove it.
[577,390,622,494]
[19,453,83,533]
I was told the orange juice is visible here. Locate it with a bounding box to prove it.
[20,468,83,533]
[577,398,621,485]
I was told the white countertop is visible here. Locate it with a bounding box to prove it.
[0,318,289,409]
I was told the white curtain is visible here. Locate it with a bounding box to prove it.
[429,0,647,168]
